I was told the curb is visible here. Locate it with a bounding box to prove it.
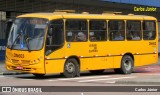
[0,72,28,75]
[116,81,160,85]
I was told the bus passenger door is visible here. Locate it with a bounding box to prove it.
[45,19,65,74]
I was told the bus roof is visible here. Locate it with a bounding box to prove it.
[17,12,157,21]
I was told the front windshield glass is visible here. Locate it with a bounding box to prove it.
[7,18,48,51]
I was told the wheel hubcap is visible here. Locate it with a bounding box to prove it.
[66,62,75,73]
[123,59,131,71]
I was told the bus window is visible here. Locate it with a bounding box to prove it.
[127,21,141,40]
[89,20,107,41]
[66,19,88,42]
[143,21,156,40]
[45,19,64,55]
[108,20,125,41]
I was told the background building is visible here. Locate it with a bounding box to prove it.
[0,0,160,60]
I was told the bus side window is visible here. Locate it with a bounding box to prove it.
[143,21,156,40]
[45,19,64,55]
[126,21,141,40]
[66,19,88,42]
[89,20,107,41]
[109,20,124,41]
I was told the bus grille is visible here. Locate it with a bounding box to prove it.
[11,59,32,66]
[21,60,31,66]
[12,59,19,65]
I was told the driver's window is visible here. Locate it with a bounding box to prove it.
[45,19,64,55]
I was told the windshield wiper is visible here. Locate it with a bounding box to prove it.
[10,33,21,50]
[24,35,31,52]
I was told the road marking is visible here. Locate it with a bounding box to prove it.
[48,80,59,82]
[144,68,156,71]
[78,76,136,83]
[58,75,111,81]
[105,81,116,84]
[142,73,160,75]
[47,76,110,82]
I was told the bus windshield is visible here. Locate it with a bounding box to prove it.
[7,18,48,51]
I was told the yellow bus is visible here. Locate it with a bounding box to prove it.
[5,10,158,78]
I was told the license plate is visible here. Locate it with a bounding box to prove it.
[16,66,23,70]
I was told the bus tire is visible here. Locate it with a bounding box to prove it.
[33,74,45,78]
[63,58,80,78]
[89,69,104,74]
[119,55,134,74]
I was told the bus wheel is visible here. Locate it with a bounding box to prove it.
[89,69,104,74]
[63,58,80,78]
[33,74,45,78]
[118,55,134,74]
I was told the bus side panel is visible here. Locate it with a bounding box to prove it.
[80,57,114,71]
[45,59,65,74]
[138,40,158,66]
[140,54,158,66]
[113,56,122,68]
[133,55,142,67]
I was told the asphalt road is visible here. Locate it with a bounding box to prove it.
[0,57,160,95]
